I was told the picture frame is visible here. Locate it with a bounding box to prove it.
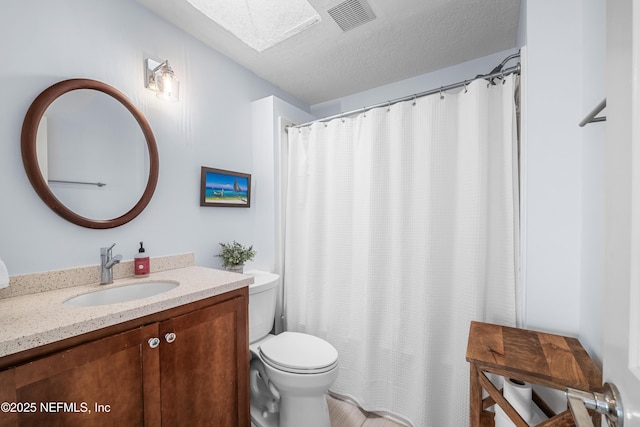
[200,167,251,208]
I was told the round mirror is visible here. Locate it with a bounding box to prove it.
[21,79,159,229]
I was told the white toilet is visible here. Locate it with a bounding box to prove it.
[245,270,339,427]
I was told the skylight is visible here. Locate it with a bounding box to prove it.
[187,0,321,52]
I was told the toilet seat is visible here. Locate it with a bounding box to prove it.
[259,332,338,374]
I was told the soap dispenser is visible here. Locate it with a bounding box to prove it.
[134,242,150,277]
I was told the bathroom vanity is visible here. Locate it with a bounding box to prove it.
[0,259,251,426]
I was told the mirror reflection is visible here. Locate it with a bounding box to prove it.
[38,89,149,220]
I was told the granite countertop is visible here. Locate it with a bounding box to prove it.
[0,266,252,358]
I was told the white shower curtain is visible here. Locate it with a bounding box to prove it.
[283,76,518,426]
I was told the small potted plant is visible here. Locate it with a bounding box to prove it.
[216,241,256,273]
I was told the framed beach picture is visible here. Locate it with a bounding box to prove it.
[200,167,251,208]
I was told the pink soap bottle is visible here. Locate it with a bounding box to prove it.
[134,241,150,277]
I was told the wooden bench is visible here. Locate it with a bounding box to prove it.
[466,321,602,427]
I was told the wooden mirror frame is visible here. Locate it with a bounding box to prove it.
[21,79,159,229]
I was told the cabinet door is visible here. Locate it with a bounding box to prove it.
[0,369,17,427]
[5,323,160,427]
[159,296,249,427]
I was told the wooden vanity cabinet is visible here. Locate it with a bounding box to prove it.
[0,287,249,427]
[159,293,248,426]
[1,324,158,427]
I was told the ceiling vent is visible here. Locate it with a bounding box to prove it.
[327,0,376,32]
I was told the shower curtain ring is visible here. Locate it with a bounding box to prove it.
[387,101,391,112]
[412,94,417,106]
[363,107,366,117]
[464,80,468,93]
[502,71,506,84]
[440,87,444,100]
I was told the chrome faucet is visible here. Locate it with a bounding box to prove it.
[100,243,122,285]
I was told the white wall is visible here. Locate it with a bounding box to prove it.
[523,0,583,337]
[0,0,308,276]
[311,49,521,119]
[579,0,606,365]
[524,0,605,362]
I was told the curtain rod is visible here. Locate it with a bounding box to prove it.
[288,53,521,130]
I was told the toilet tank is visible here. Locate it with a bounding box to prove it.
[243,270,279,343]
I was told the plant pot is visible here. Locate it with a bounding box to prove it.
[226,264,244,274]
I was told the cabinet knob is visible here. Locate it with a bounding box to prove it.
[165,332,177,343]
[148,337,161,348]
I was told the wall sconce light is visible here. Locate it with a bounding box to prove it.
[144,58,180,101]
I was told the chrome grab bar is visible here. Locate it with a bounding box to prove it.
[48,179,106,187]
[565,383,624,427]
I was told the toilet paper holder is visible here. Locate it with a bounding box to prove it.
[565,382,624,427]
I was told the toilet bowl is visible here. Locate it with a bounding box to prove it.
[246,271,339,427]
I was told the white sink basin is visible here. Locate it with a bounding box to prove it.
[64,281,179,307]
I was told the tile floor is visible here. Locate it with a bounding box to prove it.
[251,394,407,427]
[327,395,407,427]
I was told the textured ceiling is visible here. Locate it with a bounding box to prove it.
[136,0,521,105]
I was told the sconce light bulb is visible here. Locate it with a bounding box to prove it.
[156,72,179,102]
[145,58,179,101]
